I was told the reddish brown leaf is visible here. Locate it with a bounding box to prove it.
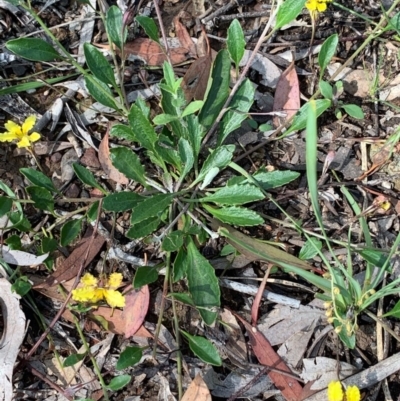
[181,374,212,401]
[181,55,212,101]
[124,38,188,66]
[273,60,300,128]
[174,12,197,58]
[122,285,150,337]
[34,227,105,288]
[98,130,129,185]
[235,314,303,401]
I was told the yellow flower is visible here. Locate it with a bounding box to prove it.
[327,381,361,401]
[0,115,41,148]
[72,272,125,308]
[328,381,343,401]
[346,385,360,401]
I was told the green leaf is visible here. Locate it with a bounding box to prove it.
[103,192,144,212]
[200,184,264,205]
[0,196,12,218]
[133,266,159,288]
[130,193,175,224]
[227,19,246,67]
[275,0,306,30]
[198,50,231,129]
[337,329,356,349]
[116,347,143,370]
[218,79,255,146]
[135,16,159,43]
[84,43,116,87]
[84,75,118,110]
[11,276,31,296]
[341,104,364,119]
[173,247,187,282]
[383,300,400,318]
[5,235,21,250]
[72,163,107,194]
[60,219,82,247]
[63,353,86,367]
[319,81,333,100]
[195,145,235,186]
[181,101,204,118]
[251,169,300,189]
[9,212,31,232]
[110,124,136,142]
[181,330,222,366]
[87,201,100,222]
[162,230,184,251]
[186,114,204,161]
[203,204,263,226]
[128,104,158,152]
[299,238,322,260]
[6,38,61,62]
[169,293,195,306]
[126,217,160,239]
[42,237,58,253]
[109,147,147,187]
[20,168,57,193]
[106,6,126,49]
[106,375,131,391]
[186,238,220,325]
[286,99,331,136]
[26,186,54,212]
[153,114,177,125]
[389,12,400,34]
[178,138,194,182]
[318,34,339,78]
[359,250,388,269]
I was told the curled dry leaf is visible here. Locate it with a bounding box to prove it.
[98,130,129,185]
[0,279,26,401]
[273,60,300,128]
[173,11,197,58]
[181,55,212,101]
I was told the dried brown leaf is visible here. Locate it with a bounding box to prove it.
[174,12,196,58]
[181,374,212,401]
[122,285,150,337]
[181,55,212,101]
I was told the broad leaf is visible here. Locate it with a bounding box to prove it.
[178,138,194,182]
[126,216,160,239]
[383,300,400,318]
[299,238,322,260]
[181,330,222,366]
[6,38,61,61]
[106,375,131,391]
[110,124,136,142]
[84,43,116,87]
[0,196,12,218]
[20,168,57,193]
[110,147,147,187]
[103,192,144,212]
[116,347,143,370]
[133,266,159,288]
[63,353,86,367]
[319,81,333,100]
[162,230,184,251]
[251,170,300,189]
[61,219,82,247]
[73,163,107,194]
[227,19,245,67]
[26,186,54,212]
[130,193,175,224]
[318,34,339,78]
[128,104,158,152]
[203,204,263,226]
[186,238,220,325]
[275,0,306,30]
[218,79,255,146]
[341,104,364,119]
[84,75,118,110]
[106,6,126,49]
[199,184,264,205]
[198,50,231,129]
[135,15,160,43]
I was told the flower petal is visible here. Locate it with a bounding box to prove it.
[107,272,123,289]
[4,121,22,137]
[81,273,98,287]
[17,136,31,148]
[104,289,125,308]
[0,132,19,142]
[72,287,98,302]
[346,386,360,401]
[316,2,327,12]
[328,381,343,401]
[22,115,36,134]
[28,132,41,143]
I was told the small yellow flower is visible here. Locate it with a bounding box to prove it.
[72,272,125,308]
[305,0,331,18]
[328,381,343,401]
[0,115,41,148]
[346,385,361,401]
